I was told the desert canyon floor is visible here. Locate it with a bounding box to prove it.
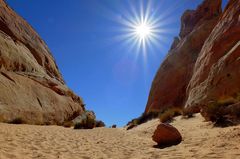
[1,114,240,159]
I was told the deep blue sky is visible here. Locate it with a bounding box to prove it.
[6,0,227,126]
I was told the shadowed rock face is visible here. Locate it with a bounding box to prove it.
[0,0,85,125]
[145,0,240,121]
[145,0,222,113]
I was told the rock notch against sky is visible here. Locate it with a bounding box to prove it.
[0,0,85,125]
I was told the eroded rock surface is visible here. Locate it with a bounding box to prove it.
[0,0,85,124]
[145,0,240,122]
[145,0,222,113]
[185,0,240,114]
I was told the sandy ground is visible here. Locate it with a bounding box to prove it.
[0,114,240,159]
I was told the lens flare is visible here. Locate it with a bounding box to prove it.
[107,0,179,58]
[114,0,167,55]
[135,23,151,40]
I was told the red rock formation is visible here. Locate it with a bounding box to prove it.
[145,0,222,113]
[145,0,240,122]
[179,0,222,39]
[185,0,240,115]
[0,0,85,124]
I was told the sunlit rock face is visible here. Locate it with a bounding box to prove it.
[146,0,240,121]
[185,0,240,115]
[145,0,222,113]
[0,0,85,124]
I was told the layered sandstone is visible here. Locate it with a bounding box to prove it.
[145,0,240,122]
[185,0,240,118]
[145,0,222,113]
[0,0,85,124]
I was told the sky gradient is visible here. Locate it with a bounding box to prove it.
[6,0,227,126]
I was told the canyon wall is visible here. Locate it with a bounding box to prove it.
[145,0,240,121]
[0,0,85,124]
[145,0,222,113]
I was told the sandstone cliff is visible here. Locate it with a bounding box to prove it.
[145,0,222,113]
[145,0,240,122]
[185,0,240,121]
[0,0,85,124]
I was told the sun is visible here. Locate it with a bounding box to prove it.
[115,2,163,53]
[135,23,151,40]
[128,17,157,52]
[111,0,173,56]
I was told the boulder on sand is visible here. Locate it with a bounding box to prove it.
[152,123,182,148]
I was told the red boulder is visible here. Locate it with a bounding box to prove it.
[152,123,182,148]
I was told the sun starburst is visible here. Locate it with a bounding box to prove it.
[135,22,151,40]
[103,0,178,62]
[115,1,167,56]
